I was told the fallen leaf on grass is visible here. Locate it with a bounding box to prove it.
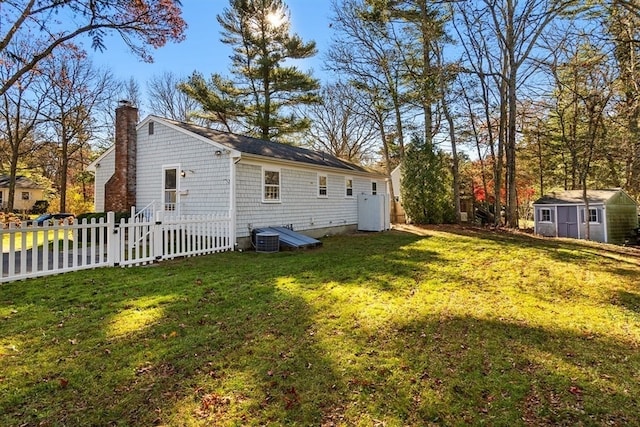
[569,385,583,396]
[284,386,299,409]
[196,393,230,418]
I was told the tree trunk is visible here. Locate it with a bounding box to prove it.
[7,151,19,212]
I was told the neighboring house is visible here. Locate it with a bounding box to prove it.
[533,189,639,244]
[88,103,389,248]
[0,175,46,212]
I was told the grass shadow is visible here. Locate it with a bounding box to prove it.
[2,227,640,425]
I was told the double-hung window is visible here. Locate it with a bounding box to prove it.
[345,177,353,197]
[582,207,600,224]
[318,174,328,198]
[263,168,280,202]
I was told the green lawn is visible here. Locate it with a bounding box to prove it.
[1,225,639,426]
[2,230,74,252]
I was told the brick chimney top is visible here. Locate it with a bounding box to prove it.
[104,103,138,212]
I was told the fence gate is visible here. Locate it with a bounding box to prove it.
[1,213,233,283]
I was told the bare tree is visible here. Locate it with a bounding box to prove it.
[327,0,412,220]
[327,0,411,159]
[38,51,119,212]
[453,0,581,227]
[0,0,186,97]
[0,41,50,212]
[302,82,379,165]
[147,71,201,122]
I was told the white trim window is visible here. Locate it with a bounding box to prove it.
[371,181,378,195]
[539,208,552,223]
[345,177,354,197]
[581,207,600,224]
[318,174,328,198]
[263,167,281,202]
[163,166,179,211]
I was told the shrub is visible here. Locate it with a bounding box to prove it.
[31,200,49,214]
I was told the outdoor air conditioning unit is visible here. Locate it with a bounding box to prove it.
[255,231,279,253]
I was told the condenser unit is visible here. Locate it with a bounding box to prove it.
[255,232,279,253]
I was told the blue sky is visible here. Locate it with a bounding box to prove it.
[91,1,334,89]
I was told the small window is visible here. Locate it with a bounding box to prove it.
[540,208,551,222]
[318,174,328,197]
[582,208,600,224]
[21,191,30,200]
[371,181,377,195]
[149,121,154,135]
[345,178,353,197]
[263,169,280,202]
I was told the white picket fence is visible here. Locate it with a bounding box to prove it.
[1,212,233,283]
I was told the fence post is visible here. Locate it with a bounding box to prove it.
[153,216,163,261]
[106,211,120,266]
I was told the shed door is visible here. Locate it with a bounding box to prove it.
[557,206,578,238]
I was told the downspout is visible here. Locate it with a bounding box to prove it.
[229,155,239,250]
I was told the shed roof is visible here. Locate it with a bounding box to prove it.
[0,175,44,189]
[533,189,624,205]
[162,118,373,174]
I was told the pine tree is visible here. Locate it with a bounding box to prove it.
[180,0,319,141]
[401,135,454,224]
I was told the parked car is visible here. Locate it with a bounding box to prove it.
[28,213,75,226]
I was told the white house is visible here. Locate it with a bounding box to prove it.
[0,175,46,212]
[88,103,389,249]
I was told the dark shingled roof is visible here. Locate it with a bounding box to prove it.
[162,118,372,174]
[533,189,621,205]
[0,175,44,189]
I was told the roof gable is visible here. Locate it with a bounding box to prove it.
[0,175,44,189]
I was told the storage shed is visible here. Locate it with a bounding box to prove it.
[533,189,638,244]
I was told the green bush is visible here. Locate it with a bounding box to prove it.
[30,200,49,214]
[76,212,130,241]
[401,135,455,224]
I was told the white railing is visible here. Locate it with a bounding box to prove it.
[132,201,155,223]
[1,212,232,283]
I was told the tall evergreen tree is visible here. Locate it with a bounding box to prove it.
[180,0,319,141]
[401,135,455,224]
